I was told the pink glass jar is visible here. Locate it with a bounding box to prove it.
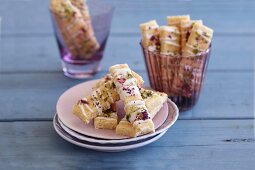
[141,44,211,111]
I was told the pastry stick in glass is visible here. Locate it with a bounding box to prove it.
[50,0,99,59]
[180,20,203,53]
[139,20,160,52]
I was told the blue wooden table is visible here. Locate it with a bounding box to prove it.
[0,0,254,169]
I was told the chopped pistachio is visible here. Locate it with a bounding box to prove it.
[127,73,133,79]
[193,49,199,54]
[141,90,153,99]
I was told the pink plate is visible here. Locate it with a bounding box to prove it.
[56,80,169,139]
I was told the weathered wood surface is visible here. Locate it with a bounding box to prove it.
[0,120,254,170]
[0,0,255,35]
[0,0,254,169]
[0,35,254,72]
[0,71,253,120]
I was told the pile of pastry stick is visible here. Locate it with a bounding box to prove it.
[73,64,168,138]
[140,15,214,97]
[50,0,99,58]
[140,15,213,57]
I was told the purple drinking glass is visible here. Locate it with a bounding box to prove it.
[51,0,114,79]
[141,44,211,111]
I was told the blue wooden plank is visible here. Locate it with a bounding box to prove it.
[0,35,254,72]
[0,0,254,35]
[0,120,254,169]
[0,71,253,120]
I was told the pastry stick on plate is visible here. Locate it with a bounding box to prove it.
[93,74,143,130]
[74,73,143,126]
[94,104,118,130]
[116,89,168,137]
[73,78,119,124]
[109,64,155,137]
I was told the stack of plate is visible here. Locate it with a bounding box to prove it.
[53,80,179,152]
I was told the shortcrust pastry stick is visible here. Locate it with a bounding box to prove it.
[172,23,213,96]
[73,76,119,124]
[140,20,160,52]
[94,75,167,131]
[73,73,143,124]
[180,20,203,53]
[159,26,181,56]
[116,89,168,137]
[94,104,118,130]
[167,15,190,28]
[50,0,99,58]
[182,23,213,57]
[109,64,155,137]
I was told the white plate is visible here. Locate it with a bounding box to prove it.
[53,115,167,152]
[57,99,178,144]
[56,80,172,139]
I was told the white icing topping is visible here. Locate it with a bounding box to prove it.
[79,105,89,122]
[161,26,178,32]
[160,36,177,41]
[113,68,131,77]
[123,78,137,86]
[163,40,180,47]
[91,91,103,114]
[124,100,145,113]
[125,100,145,108]
[81,97,94,113]
[148,45,157,52]
[186,43,196,49]
[119,85,141,100]
[84,104,94,113]
[145,33,153,39]
[181,22,193,28]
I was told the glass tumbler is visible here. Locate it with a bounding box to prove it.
[51,0,114,79]
[141,44,211,111]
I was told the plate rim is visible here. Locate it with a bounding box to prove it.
[53,116,167,152]
[56,79,178,140]
[56,99,178,143]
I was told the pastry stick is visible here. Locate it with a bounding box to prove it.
[75,73,143,126]
[116,89,168,137]
[94,104,118,130]
[172,23,213,96]
[167,15,190,28]
[70,0,90,20]
[73,79,119,124]
[140,20,160,52]
[50,0,99,59]
[167,15,190,54]
[94,73,144,89]
[159,26,181,56]
[182,23,213,57]
[109,64,155,137]
[69,0,99,57]
[180,20,203,53]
